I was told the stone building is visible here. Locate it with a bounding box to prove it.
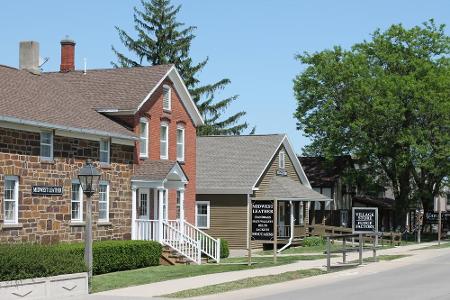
[0,40,220,263]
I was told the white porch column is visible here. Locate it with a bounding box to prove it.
[178,187,185,236]
[158,188,164,242]
[131,187,137,240]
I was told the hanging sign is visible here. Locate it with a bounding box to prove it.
[32,185,63,196]
[251,200,275,241]
[352,207,378,234]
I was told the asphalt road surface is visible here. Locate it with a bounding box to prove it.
[256,250,450,300]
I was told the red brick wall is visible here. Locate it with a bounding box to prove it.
[0,127,134,244]
[136,79,197,224]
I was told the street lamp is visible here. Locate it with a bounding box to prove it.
[78,159,101,291]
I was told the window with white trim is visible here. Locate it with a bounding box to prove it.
[71,181,83,222]
[4,176,19,224]
[196,201,210,229]
[322,187,332,210]
[162,85,171,111]
[160,123,169,159]
[98,182,110,222]
[40,131,53,160]
[139,118,149,158]
[176,126,185,162]
[278,150,285,169]
[99,139,110,164]
[313,187,321,210]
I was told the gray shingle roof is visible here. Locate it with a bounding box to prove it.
[264,176,331,201]
[0,65,135,139]
[132,160,178,181]
[196,134,285,194]
[44,64,173,110]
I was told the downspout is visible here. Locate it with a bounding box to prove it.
[278,201,294,253]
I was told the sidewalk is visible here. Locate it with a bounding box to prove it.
[94,241,438,298]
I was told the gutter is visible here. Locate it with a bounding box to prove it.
[0,115,137,141]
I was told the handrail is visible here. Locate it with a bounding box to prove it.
[162,221,201,264]
[169,220,221,263]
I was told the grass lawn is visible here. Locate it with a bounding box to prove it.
[92,254,326,293]
[257,243,392,255]
[162,268,326,298]
[363,254,410,262]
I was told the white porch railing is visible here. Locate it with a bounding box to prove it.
[135,219,220,264]
[162,221,201,264]
[135,220,159,241]
[168,220,221,263]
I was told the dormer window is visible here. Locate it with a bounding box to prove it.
[163,85,171,111]
[140,117,149,159]
[278,150,286,169]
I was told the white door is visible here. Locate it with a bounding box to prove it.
[138,189,150,219]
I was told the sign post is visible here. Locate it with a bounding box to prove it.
[273,199,278,264]
[250,199,276,264]
[352,207,378,262]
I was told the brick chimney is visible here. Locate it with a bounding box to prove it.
[19,41,40,74]
[60,38,76,72]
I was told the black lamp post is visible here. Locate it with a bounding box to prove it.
[78,159,101,291]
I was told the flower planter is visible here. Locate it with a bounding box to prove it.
[0,272,88,300]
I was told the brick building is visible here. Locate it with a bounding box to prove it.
[0,40,219,263]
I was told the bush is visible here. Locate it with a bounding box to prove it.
[0,240,162,281]
[220,239,230,258]
[303,236,325,247]
[0,244,86,282]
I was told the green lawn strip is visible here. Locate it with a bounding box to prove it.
[347,254,410,264]
[416,242,450,250]
[256,243,392,255]
[92,254,326,293]
[162,268,326,298]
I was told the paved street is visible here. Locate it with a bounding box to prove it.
[202,247,450,300]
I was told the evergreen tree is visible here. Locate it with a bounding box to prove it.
[112,0,249,135]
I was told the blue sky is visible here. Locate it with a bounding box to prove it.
[0,1,448,152]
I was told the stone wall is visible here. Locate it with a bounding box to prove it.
[0,126,134,244]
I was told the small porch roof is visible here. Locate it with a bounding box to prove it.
[261,176,332,201]
[131,160,188,189]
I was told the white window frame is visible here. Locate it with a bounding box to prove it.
[278,150,285,169]
[195,201,210,229]
[71,180,83,222]
[139,117,149,159]
[3,176,19,225]
[162,84,171,111]
[98,181,110,223]
[160,122,169,160]
[40,131,53,161]
[99,139,110,164]
[176,125,185,162]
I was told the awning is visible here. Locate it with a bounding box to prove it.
[131,160,188,189]
[259,176,332,201]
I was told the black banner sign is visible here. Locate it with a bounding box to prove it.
[32,186,63,196]
[352,207,378,234]
[424,211,450,224]
[251,200,274,241]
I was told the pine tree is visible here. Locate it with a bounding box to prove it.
[112,0,249,135]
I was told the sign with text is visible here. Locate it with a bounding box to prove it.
[352,207,378,234]
[251,200,275,241]
[32,185,63,196]
[424,211,450,224]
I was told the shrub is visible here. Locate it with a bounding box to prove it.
[56,240,162,275]
[220,239,230,258]
[0,244,86,282]
[0,240,162,281]
[303,236,325,247]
